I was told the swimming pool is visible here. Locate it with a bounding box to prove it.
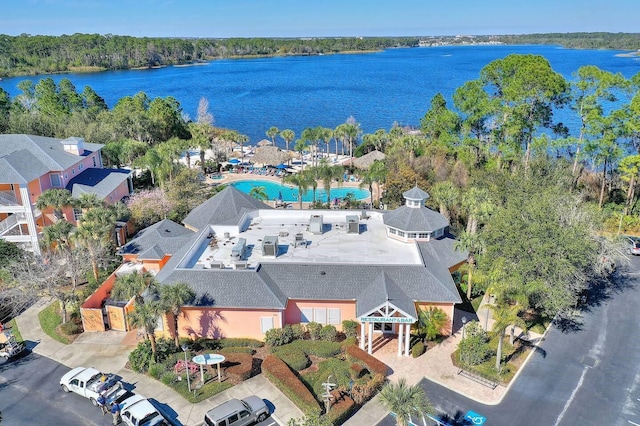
[230,179,370,203]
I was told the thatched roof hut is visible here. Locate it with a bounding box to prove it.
[352,150,386,169]
[257,139,273,147]
[250,146,290,166]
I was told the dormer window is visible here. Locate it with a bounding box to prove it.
[61,137,85,156]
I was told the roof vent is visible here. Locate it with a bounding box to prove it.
[309,215,323,234]
[346,215,360,234]
[262,236,279,257]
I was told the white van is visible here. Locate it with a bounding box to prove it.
[204,396,269,426]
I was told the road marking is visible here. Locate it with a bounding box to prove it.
[554,365,588,426]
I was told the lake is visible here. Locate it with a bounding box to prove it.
[1,45,638,146]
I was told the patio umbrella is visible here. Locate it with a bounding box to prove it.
[228,158,241,165]
[275,164,288,169]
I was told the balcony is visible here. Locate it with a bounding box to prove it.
[0,191,20,206]
[0,213,26,236]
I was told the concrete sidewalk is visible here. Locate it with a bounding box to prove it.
[14,298,303,426]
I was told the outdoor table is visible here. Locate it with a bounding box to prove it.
[192,353,225,382]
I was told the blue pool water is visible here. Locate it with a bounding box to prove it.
[230,179,370,203]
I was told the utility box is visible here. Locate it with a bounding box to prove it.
[231,238,247,260]
[346,215,360,234]
[309,215,323,234]
[262,236,278,257]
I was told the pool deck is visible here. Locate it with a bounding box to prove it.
[206,167,379,209]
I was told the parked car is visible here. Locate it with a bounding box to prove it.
[204,396,269,426]
[119,394,170,426]
[60,367,120,406]
[628,237,640,255]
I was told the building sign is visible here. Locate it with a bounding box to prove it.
[360,316,415,324]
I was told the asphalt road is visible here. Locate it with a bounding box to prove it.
[378,257,640,426]
[0,351,114,426]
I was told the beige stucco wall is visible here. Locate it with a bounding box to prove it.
[415,302,455,335]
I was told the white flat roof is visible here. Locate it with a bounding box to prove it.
[188,209,423,269]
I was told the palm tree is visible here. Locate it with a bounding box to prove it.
[41,220,74,252]
[36,188,74,222]
[461,187,493,234]
[266,126,280,145]
[128,300,163,360]
[454,230,485,300]
[358,160,387,206]
[111,271,156,302]
[160,282,196,348]
[74,207,116,280]
[318,159,343,208]
[415,307,448,343]
[319,127,334,158]
[280,129,295,157]
[249,186,268,202]
[430,181,459,223]
[487,300,527,372]
[335,118,361,160]
[75,193,103,210]
[378,377,434,426]
[301,127,321,167]
[284,172,313,209]
[294,139,308,171]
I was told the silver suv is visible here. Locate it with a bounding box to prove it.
[204,396,269,426]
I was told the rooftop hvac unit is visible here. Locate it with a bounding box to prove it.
[231,238,247,260]
[262,236,279,257]
[309,214,323,234]
[232,261,248,270]
[295,232,306,247]
[346,215,360,234]
[224,232,231,239]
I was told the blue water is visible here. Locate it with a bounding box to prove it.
[1,45,638,144]
[230,179,370,203]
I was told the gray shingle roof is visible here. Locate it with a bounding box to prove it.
[65,168,131,199]
[0,134,103,184]
[118,219,194,259]
[0,150,50,183]
[417,236,468,270]
[403,186,430,201]
[182,186,272,231]
[383,205,449,232]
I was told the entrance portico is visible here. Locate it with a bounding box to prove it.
[359,301,416,357]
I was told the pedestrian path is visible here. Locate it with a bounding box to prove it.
[14,298,303,426]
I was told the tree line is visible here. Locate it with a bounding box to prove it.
[0,33,419,77]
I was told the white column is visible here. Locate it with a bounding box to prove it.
[397,323,403,356]
[367,323,373,354]
[404,323,411,356]
[360,321,365,350]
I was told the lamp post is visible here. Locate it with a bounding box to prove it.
[461,316,468,367]
[181,344,191,392]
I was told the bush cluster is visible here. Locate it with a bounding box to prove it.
[188,337,263,352]
[307,322,323,340]
[326,391,357,425]
[458,321,492,366]
[262,355,321,416]
[267,323,340,348]
[341,320,359,338]
[272,345,310,371]
[60,321,82,335]
[350,374,385,405]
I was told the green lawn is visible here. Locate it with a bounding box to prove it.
[7,318,23,342]
[37,302,71,344]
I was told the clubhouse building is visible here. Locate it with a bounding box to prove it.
[82,185,466,357]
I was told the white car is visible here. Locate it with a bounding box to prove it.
[628,237,640,256]
[119,394,170,426]
[60,367,119,406]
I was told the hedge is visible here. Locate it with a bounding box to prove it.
[345,345,389,376]
[294,340,342,358]
[327,390,357,425]
[262,355,321,416]
[219,346,255,355]
[223,353,253,381]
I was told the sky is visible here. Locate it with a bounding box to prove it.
[2,0,639,38]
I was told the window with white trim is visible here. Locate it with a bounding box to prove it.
[73,208,83,222]
[328,308,341,325]
[397,230,405,237]
[314,308,327,324]
[389,228,397,235]
[418,232,429,239]
[92,156,97,167]
[408,232,417,238]
[79,163,84,170]
[300,307,341,325]
[301,308,313,323]
[260,317,274,333]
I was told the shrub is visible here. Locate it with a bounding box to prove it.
[341,320,359,338]
[219,338,263,348]
[60,321,82,335]
[290,323,306,340]
[262,355,321,416]
[416,307,448,342]
[272,345,310,371]
[320,325,337,342]
[296,340,342,358]
[307,322,322,340]
[458,321,492,366]
[148,363,165,379]
[160,371,177,386]
[341,336,357,347]
[411,341,426,358]
[345,345,389,376]
[265,326,296,347]
[129,340,154,373]
[350,373,385,405]
[350,363,365,379]
[223,353,254,381]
